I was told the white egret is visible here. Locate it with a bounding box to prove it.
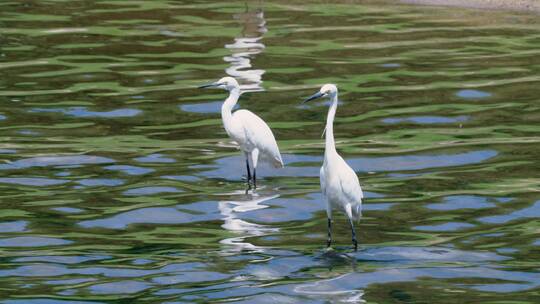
[303,84,363,251]
[199,77,283,191]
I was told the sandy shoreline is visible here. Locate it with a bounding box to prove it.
[399,0,540,13]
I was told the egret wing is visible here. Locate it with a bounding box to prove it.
[234,109,283,167]
[339,165,363,202]
[338,161,363,219]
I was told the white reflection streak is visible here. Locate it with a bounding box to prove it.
[224,4,267,92]
[294,273,366,303]
[219,193,279,254]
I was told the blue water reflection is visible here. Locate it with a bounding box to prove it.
[30,107,141,118]
[79,201,220,229]
[0,237,72,247]
[196,150,498,180]
[134,153,175,163]
[1,300,102,304]
[105,165,155,175]
[89,280,151,294]
[426,195,496,210]
[0,177,68,186]
[123,186,182,196]
[456,89,491,99]
[382,115,468,124]
[414,222,475,231]
[479,200,540,224]
[51,207,84,214]
[77,178,125,187]
[180,101,238,114]
[14,255,110,264]
[0,221,28,233]
[0,155,114,170]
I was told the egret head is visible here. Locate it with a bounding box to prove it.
[303,84,338,103]
[199,76,240,91]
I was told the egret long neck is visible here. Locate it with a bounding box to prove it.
[325,94,338,157]
[221,88,240,133]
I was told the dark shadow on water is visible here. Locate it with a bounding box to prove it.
[314,248,358,270]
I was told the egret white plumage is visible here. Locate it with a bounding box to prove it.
[199,77,283,191]
[303,84,363,251]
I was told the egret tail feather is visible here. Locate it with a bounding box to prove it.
[355,204,362,223]
[273,158,284,168]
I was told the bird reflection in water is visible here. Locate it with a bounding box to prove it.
[294,273,366,304]
[219,192,279,254]
[297,251,364,303]
[224,2,267,92]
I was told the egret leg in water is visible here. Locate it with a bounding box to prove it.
[245,152,252,191]
[303,84,364,251]
[327,218,332,247]
[199,77,283,192]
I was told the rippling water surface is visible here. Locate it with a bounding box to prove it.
[1,0,539,303]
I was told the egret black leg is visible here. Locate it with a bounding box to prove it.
[253,168,257,189]
[348,218,358,251]
[245,157,252,192]
[327,218,332,248]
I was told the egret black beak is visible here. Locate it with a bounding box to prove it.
[198,82,220,89]
[303,91,324,103]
